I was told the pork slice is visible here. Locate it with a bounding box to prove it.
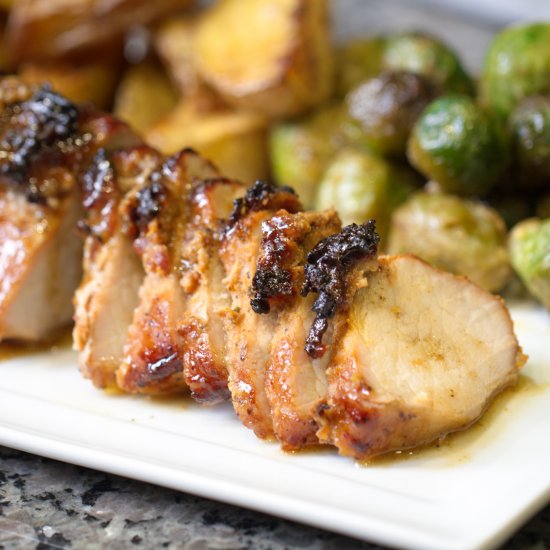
[263,209,341,450]
[117,149,220,395]
[316,254,525,460]
[179,177,246,404]
[0,187,82,341]
[73,145,160,388]
[219,180,302,439]
[0,78,140,344]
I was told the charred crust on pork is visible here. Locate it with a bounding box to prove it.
[225,180,300,231]
[250,212,308,314]
[301,221,379,358]
[127,173,167,237]
[0,84,79,202]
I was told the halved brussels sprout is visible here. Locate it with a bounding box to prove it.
[509,218,550,309]
[388,192,512,292]
[345,70,437,157]
[269,103,349,208]
[335,36,386,97]
[407,95,507,196]
[480,23,550,120]
[383,31,473,95]
[315,147,415,244]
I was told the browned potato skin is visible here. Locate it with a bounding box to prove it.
[146,98,269,183]
[154,14,204,96]
[5,0,195,63]
[19,61,119,109]
[114,61,179,134]
[194,0,333,119]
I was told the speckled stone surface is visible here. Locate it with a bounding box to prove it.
[0,444,550,549]
[0,2,548,549]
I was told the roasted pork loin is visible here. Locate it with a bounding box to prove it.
[0,77,137,342]
[0,78,523,461]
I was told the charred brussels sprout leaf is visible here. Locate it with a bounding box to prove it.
[388,192,512,292]
[480,23,550,121]
[345,70,438,157]
[407,95,507,196]
[509,218,550,309]
[383,31,473,95]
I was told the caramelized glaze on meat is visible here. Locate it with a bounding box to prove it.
[0,77,138,343]
[116,149,220,395]
[179,177,246,404]
[73,146,159,387]
[261,209,342,449]
[220,180,302,438]
[301,221,380,358]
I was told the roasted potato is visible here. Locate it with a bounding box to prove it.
[193,0,333,118]
[114,61,179,134]
[146,99,268,183]
[154,14,205,96]
[6,0,194,63]
[19,60,119,109]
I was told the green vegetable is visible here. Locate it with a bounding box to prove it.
[315,147,415,244]
[335,36,386,97]
[509,218,550,309]
[269,103,349,208]
[388,192,512,292]
[480,23,550,120]
[510,96,550,189]
[407,95,507,196]
[345,70,437,157]
[383,31,473,95]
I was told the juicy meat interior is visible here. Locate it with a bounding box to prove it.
[315,254,525,459]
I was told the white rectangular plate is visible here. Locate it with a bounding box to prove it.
[0,304,548,550]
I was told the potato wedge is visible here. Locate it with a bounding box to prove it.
[19,60,119,109]
[194,0,333,118]
[154,14,204,96]
[6,0,195,63]
[114,61,179,135]
[146,99,268,183]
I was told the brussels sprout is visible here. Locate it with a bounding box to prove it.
[480,23,550,120]
[510,96,550,189]
[345,70,437,157]
[388,192,512,292]
[315,147,415,243]
[269,103,349,208]
[407,95,508,196]
[383,31,473,95]
[336,36,386,97]
[509,218,550,309]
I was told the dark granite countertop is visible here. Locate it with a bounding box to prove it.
[1,1,548,549]
[0,445,549,549]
